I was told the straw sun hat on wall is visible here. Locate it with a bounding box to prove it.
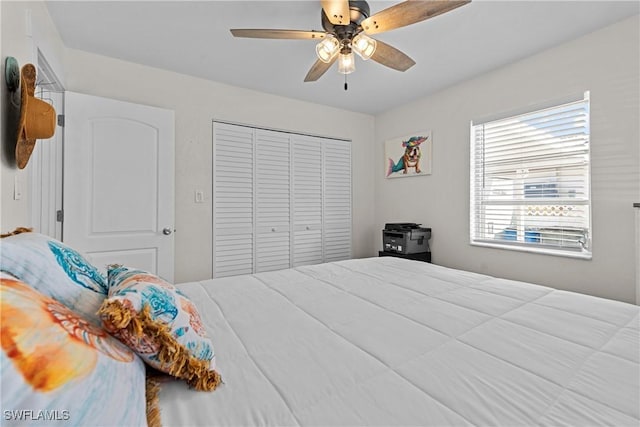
[15,63,56,169]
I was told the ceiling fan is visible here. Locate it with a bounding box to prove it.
[230,0,470,84]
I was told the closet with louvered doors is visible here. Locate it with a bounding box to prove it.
[212,121,351,278]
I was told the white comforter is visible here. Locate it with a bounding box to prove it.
[159,257,639,426]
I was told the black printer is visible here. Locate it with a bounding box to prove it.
[383,223,431,254]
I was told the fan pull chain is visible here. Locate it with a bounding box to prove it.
[344,73,348,91]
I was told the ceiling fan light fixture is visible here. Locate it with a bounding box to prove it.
[352,33,376,60]
[337,51,356,75]
[316,35,340,63]
[232,0,471,82]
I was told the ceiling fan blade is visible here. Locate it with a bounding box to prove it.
[321,0,351,25]
[230,29,327,40]
[361,0,470,35]
[370,39,416,72]
[304,56,338,82]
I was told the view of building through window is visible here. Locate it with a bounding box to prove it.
[470,93,591,257]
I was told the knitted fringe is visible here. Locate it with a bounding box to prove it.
[1,227,33,238]
[145,371,162,427]
[99,300,222,392]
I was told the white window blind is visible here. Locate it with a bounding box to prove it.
[470,93,591,258]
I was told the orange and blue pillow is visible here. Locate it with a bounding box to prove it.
[1,277,147,426]
[0,231,107,324]
[100,265,222,391]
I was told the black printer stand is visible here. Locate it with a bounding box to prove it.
[378,251,431,263]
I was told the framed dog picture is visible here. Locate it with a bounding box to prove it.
[384,130,432,178]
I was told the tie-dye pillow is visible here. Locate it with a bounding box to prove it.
[1,277,147,426]
[0,230,107,324]
[99,265,222,392]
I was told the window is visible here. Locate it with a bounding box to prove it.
[470,93,591,258]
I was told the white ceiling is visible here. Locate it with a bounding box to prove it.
[46,1,639,115]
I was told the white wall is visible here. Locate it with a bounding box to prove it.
[1,1,66,232]
[375,16,640,303]
[63,49,376,283]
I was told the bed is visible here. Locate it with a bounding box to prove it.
[157,256,639,426]
[1,230,638,426]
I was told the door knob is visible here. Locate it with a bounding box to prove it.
[162,227,173,235]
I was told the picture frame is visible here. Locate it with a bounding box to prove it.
[384,130,432,178]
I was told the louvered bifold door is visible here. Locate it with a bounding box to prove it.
[212,123,254,278]
[323,140,352,262]
[255,130,291,272]
[292,135,323,267]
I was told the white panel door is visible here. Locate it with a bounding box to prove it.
[323,140,352,262]
[212,123,254,278]
[255,129,291,273]
[64,92,175,281]
[292,135,323,267]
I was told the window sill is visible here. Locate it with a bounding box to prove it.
[470,240,592,260]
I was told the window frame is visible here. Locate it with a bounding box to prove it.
[469,93,592,259]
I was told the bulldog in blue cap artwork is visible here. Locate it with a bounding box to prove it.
[386,132,431,177]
